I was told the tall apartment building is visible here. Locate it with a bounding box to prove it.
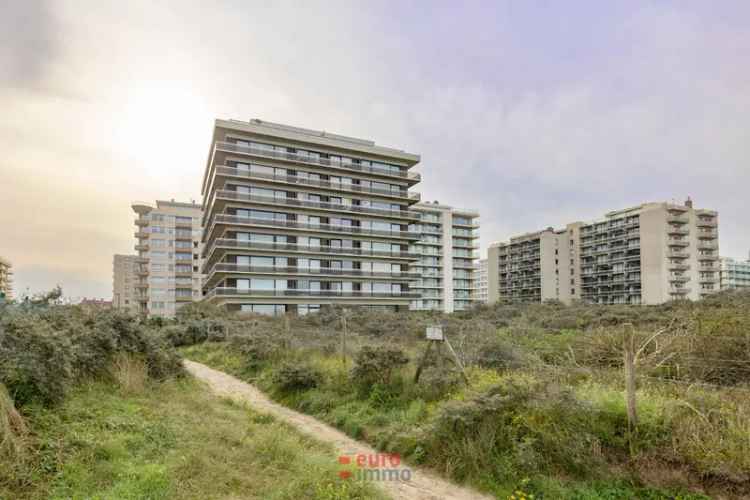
[488,223,582,304]
[476,258,489,303]
[132,200,203,317]
[0,256,13,301]
[200,118,422,315]
[488,199,720,305]
[719,255,750,290]
[112,254,138,311]
[408,202,480,313]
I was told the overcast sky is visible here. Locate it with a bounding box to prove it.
[1,0,749,299]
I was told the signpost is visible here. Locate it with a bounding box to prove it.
[414,324,469,384]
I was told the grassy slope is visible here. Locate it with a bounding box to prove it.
[182,343,714,500]
[4,377,386,500]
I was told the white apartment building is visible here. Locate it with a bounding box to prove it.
[488,199,719,305]
[409,202,480,313]
[133,200,204,317]
[112,254,138,312]
[476,258,488,303]
[720,255,750,290]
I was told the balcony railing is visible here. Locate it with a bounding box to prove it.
[667,215,689,224]
[212,190,419,219]
[667,227,689,235]
[134,231,149,239]
[209,214,421,240]
[209,238,419,259]
[134,218,149,226]
[696,219,717,228]
[214,166,420,201]
[669,287,691,295]
[697,242,719,250]
[667,250,690,258]
[214,142,421,181]
[205,287,421,299]
[208,263,420,279]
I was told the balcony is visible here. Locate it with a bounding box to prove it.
[136,256,149,264]
[214,142,421,183]
[667,215,689,224]
[208,214,421,240]
[668,263,690,271]
[136,268,149,277]
[667,227,689,236]
[135,282,148,289]
[135,244,149,251]
[697,254,719,261]
[175,255,194,263]
[667,239,689,247]
[207,263,421,280]
[207,238,420,261]
[213,166,420,201]
[667,250,689,259]
[211,190,420,220]
[697,241,718,250]
[175,295,194,303]
[135,218,149,226]
[699,276,718,284]
[669,287,691,295]
[134,231,149,239]
[669,276,690,283]
[696,219,717,228]
[205,287,421,300]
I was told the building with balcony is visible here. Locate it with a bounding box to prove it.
[719,255,750,290]
[113,254,138,312]
[488,223,581,304]
[200,118,422,315]
[408,202,480,313]
[132,200,203,317]
[0,256,13,301]
[487,199,720,305]
[476,258,489,304]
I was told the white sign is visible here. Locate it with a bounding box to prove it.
[426,326,444,341]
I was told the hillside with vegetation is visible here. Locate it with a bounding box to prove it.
[2,291,749,499]
[177,292,750,499]
[0,300,381,499]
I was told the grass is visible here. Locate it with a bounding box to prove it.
[182,342,722,499]
[2,376,387,500]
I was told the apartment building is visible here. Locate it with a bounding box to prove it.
[200,118,422,315]
[719,255,750,290]
[0,256,12,301]
[132,200,203,317]
[488,199,720,305]
[476,258,489,303]
[112,254,138,311]
[488,223,581,304]
[409,202,480,313]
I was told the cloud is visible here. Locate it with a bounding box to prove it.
[1,0,750,297]
[0,0,59,89]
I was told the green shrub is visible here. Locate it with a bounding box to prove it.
[350,345,408,388]
[272,363,322,393]
[0,305,183,407]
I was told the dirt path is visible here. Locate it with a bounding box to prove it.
[184,360,494,500]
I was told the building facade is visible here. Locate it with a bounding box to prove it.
[200,118,422,315]
[719,256,750,290]
[113,254,138,311]
[0,256,12,301]
[408,202,480,313]
[132,200,203,317]
[476,258,489,304]
[488,199,720,305]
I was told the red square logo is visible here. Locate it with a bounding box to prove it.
[338,456,351,465]
[339,470,352,480]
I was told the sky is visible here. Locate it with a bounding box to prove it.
[1,0,749,299]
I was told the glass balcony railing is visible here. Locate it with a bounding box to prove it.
[208,238,419,259]
[214,142,420,181]
[205,288,421,299]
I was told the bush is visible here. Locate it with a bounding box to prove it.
[350,346,409,387]
[272,363,321,393]
[0,305,183,407]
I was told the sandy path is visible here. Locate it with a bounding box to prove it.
[184,360,494,500]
